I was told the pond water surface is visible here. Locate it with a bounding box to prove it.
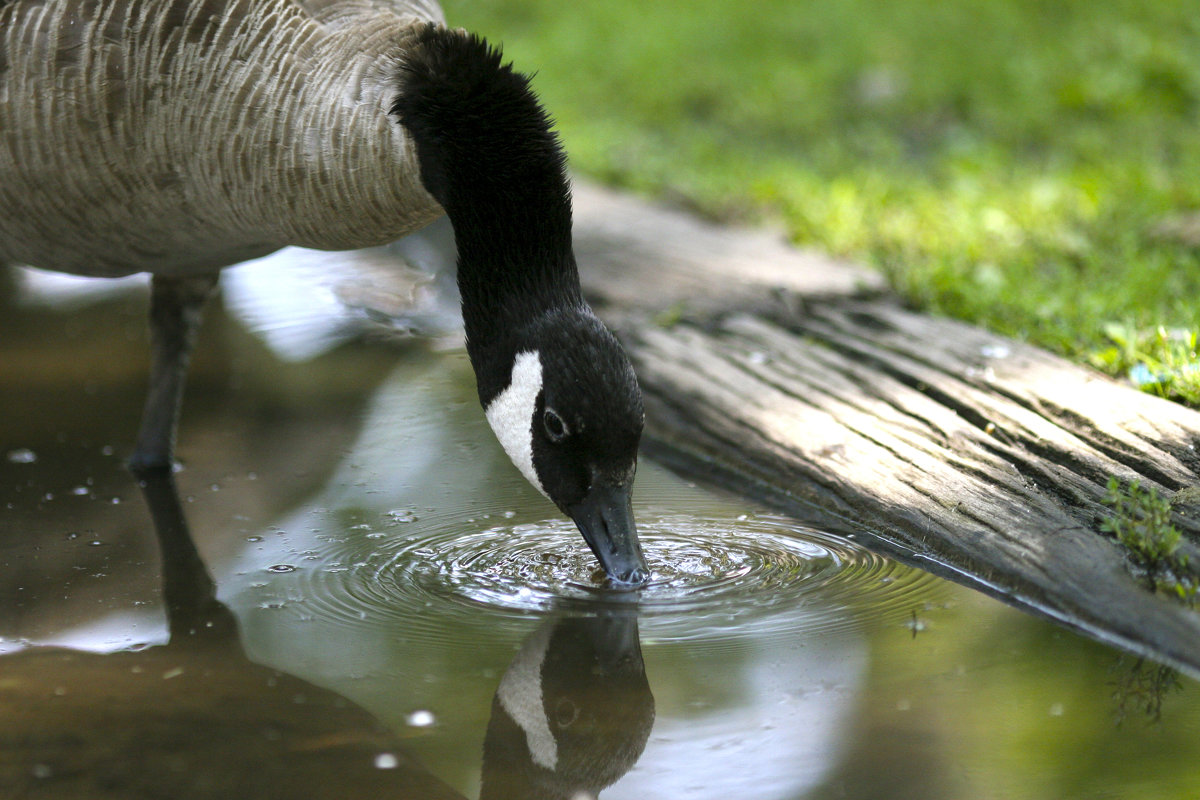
[2,260,1199,799]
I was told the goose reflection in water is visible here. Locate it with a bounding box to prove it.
[0,472,654,799]
[483,612,655,800]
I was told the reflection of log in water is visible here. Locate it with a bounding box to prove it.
[0,471,655,799]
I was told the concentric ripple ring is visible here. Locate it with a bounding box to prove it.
[264,512,942,638]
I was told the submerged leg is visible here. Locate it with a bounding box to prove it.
[128,273,219,473]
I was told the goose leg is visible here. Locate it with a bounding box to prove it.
[128,273,219,473]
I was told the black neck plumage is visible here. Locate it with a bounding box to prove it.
[392,24,584,363]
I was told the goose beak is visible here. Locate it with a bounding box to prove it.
[568,483,648,587]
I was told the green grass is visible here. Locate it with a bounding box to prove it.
[443,0,1200,404]
[1101,478,1196,602]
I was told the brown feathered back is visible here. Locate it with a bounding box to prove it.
[0,0,445,277]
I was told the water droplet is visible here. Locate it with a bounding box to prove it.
[7,448,37,464]
[375,753,399,769]
[386,509,419,524]
[502,510,516,519]
[71,486,89,496]
[365,532,386,540]
[100,445,114,456]
[246,535,264,543]
[31,764,52,779]
[406,710,436,727]
[87,539,105,547]
[110,497,121,505]
[267,564,296,573]
[209,483,220,492]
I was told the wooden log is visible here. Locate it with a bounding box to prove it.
[571,181,886,318]
[571,181,1200,677]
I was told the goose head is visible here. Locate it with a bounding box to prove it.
[475,310,647,585]
[392,25,649,585]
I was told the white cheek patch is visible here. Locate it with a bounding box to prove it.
[496,622,557,771]
[485,350,548,499]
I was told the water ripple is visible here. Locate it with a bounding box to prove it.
[261,511,941,639]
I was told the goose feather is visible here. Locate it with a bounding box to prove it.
[0,0,445,277]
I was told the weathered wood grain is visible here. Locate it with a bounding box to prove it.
[571,182,1200,677]
[572,181,886,318]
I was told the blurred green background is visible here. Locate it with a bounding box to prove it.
[443,0,1200,404]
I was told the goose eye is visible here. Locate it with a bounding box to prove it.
[543,408,568,442]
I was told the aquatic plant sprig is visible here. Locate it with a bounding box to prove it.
[1100,477,1197,603]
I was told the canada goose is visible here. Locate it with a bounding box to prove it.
[0,2,648,583]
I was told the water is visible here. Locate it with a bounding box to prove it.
[276,512,934,622]
[2,267,1200,799]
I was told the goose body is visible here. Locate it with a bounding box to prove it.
[0,0,649,583]
[0,0,445,276]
